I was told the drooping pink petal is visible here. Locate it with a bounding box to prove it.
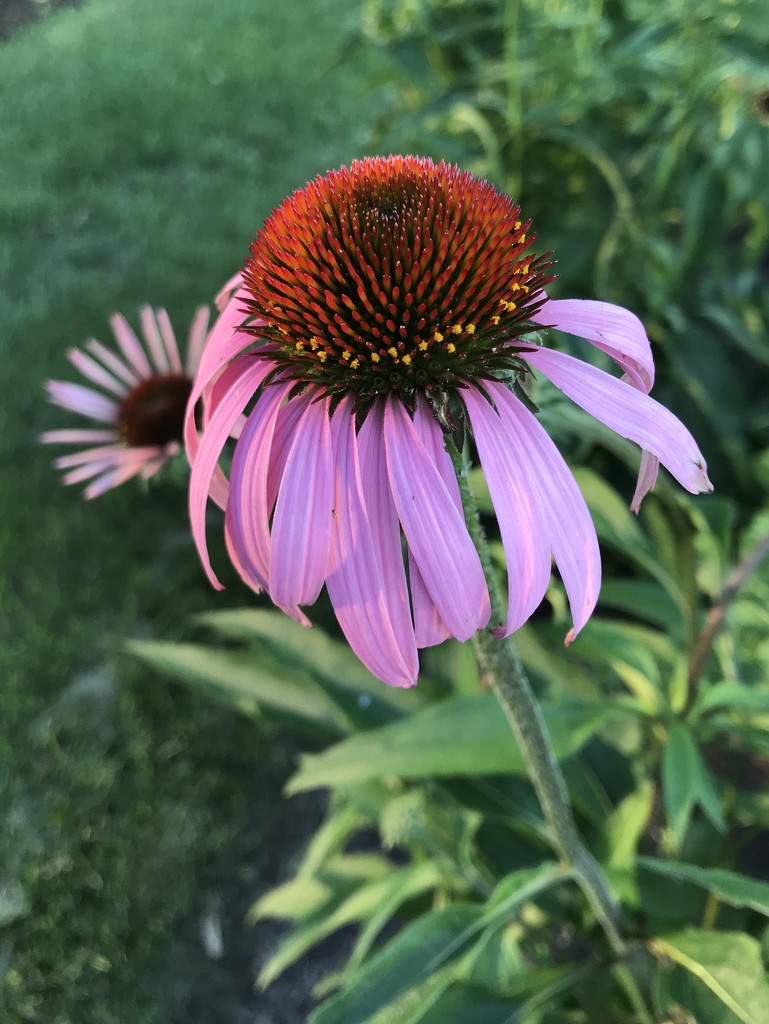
[86,339,139,387]
[487,380,602,640]
[631,451,660,514]
[45,381,118,423]
[188,358,275,588]
[226,379,293,592]
[139,307,171,373]
[326,398,417,687]
[269,392,334,612]
[463,387,552,637]
[357,402,418,676]
[266,396,310,510]
[183,290,270,465]
[531,298,654,392]
[66,348,127,398]
[384,395,490,642]
[109,313,152,378]
[214,271,245,311]
[408,396,453,647]
[524,347,712,497]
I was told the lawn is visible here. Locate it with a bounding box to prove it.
[0,1,391,1020]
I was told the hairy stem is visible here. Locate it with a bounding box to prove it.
[446,436,627,958]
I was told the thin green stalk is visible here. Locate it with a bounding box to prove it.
[446,437,628,958]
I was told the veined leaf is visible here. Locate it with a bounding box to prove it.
[639,858,769,917]
[662,723,726,846]
[309,904,483,1024]
[288,695,608,792]
[126,639,347,736]
[649,930,769,1024]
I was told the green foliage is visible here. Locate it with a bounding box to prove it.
[361,0,769,501]
[165,478,769,1020]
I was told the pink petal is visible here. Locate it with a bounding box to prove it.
[384,395,489,642]
[185,305,211,375]
[409,397,453,647]
[487,381,601,640]
[631,451,660,513]
[357,402,418,676]
[40,428,117,445]
[188,358,275,588]
[524,347,712,497]
[531,298,654,392]
[45,380,118,423]
[183,294,266,465]
[139,307,171,373]
[109,313,152,378]
[226,379,292,592]
[326,398,417,687]
[66,347,126,398]
[86,339,139,387]
[84,459,150,499]
[214,271,244,311]
[155,308,184,373]
[463,387,552,637]
[266,396,310,510]
[54,443,156,469]
[269,392,334,611]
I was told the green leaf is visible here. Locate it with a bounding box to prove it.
[639,858,769,917]
[406,984,522,1024]
[256,855,412,988]
[287,695,608,792]
[310,863,566,1024]
[598,579,681,632]
[195,608,424,725]
[310,904,483,1024]
[662,723,726,846]
[694,682,769,718]
[126,639,347,735]
[650,930,769,1024]
[604,780,655,869]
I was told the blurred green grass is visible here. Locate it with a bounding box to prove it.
[0,0,390,1020]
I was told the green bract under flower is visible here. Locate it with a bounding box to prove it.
[241,155,554,402]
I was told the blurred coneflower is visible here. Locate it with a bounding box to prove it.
[42,306,209,499]
[187,155,712,686]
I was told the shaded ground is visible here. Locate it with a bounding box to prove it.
[0,0,391,1020]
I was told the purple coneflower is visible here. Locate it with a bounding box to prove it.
[187,156,711,687]
[42,306,209,499]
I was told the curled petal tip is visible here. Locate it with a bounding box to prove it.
[564,628,576,647]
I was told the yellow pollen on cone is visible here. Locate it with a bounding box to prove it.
[387,346,398,358]
[418,341,428,351]
[433,331,444,343]
[465,323,476,335]
[446,342,456,354]
[371,353,381,363]
[402,354,412,366]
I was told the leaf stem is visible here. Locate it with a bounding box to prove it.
[446,436,628,959]
[688,527,769,691]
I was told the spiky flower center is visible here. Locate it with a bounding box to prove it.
[241,156,553,401]
[118,374,192,447]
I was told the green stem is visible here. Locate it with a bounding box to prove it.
[446,437,628,959]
